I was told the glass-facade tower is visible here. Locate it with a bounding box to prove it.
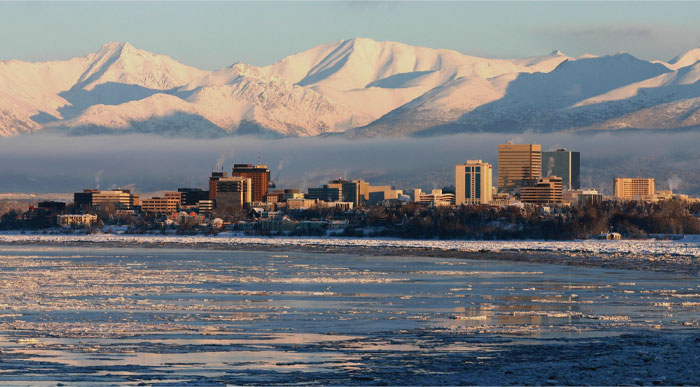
[542,149,580,190]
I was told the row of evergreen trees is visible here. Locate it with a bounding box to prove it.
[3,199,700,240]
[288,200,700,240]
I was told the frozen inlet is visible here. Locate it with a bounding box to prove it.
[0,240,698,384]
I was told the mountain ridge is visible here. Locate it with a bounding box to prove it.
[2,39,700,138]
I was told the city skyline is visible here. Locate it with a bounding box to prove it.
[48,141,684,206]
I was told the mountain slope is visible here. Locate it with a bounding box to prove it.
[666,48,700,70]
[73,42,208,91]
[2,39,700,138]
[54,63,360,137]
[355,53,677,136]
[264,38,572,124]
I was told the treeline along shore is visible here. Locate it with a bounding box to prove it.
[2,199,700,240]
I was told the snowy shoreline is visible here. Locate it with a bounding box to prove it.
[1,232,700,274]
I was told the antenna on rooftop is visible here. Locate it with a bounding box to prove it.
[258,151,262,165]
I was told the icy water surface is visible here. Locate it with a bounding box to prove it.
[0,245,699,385]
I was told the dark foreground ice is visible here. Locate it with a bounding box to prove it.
[0,245,699,385]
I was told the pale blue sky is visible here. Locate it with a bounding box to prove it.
[1,1,699,70]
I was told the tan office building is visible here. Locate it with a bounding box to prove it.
[286,198,319,210]
[91,189,139,210]
[497,143,541,194]
[520,176,563,204]
[141,192,181,214]
[614,178,655,200]
[455,160,493,205]
[367,186,403,206]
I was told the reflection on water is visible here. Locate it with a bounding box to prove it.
[0,246,699,384]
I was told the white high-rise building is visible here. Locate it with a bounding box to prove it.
[455,160,493,205]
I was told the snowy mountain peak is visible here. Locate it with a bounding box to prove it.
[668,47,700,69]
[74,42,207,91]
[228,62,266,78]
[267,37,506,91]
[346,36,380,48]
[96,41,131,54]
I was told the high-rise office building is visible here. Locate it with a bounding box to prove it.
[308,185,342,202]
[209,171,228,200]
[74,189,98,210]
[217,176,252,208]
[542,149,580,190]
[178,188,210,206]
[326,179,369,207]
[520,176,563,204]
[614,178,655,200]
[497,143,541,194]
[232,164,270,203]
[455,160,493,205]
[73,189,138,210]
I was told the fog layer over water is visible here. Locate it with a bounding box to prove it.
[1,132,700,195]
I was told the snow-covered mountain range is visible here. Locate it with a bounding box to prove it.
[1,38,700,138]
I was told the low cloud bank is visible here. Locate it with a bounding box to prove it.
[1,132,699,195]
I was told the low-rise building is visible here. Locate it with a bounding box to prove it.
[489,192,519,206]
[287,198,319,210]
[318,201,355,211]
[563,189,603,205]
[367,186,403,206]
[266,189,304,203]
[520,176,563,204]
[260,217,298,232]
[650,190,700,203]
[413,189,455,207]
[141,192,181,214]
[596,232,622,240]
[198,200,214,214]
[173,211,204,225]
[57,214,98,228]
[247,201,276,211]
